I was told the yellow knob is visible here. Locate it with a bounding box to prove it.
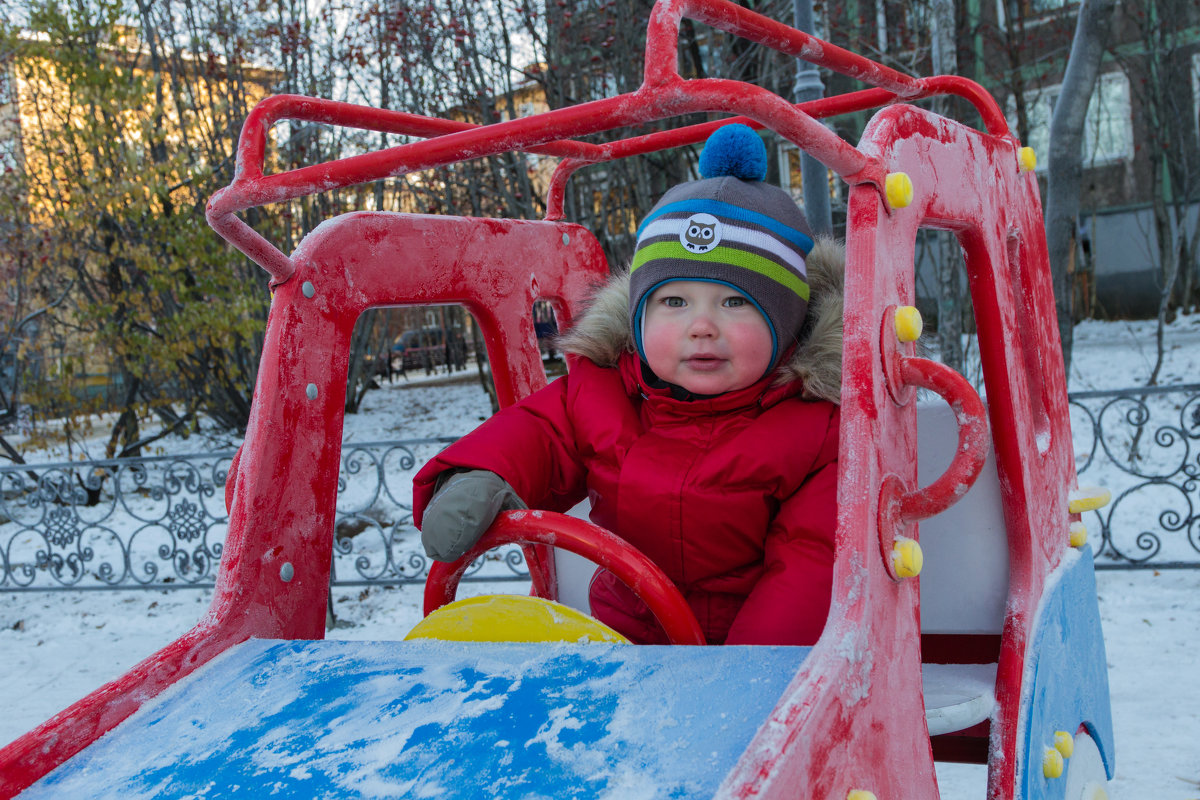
[1069,522,1088,548]
[1018,147,1037,172]
[893,537,923,578]
[1043,746,1064,778]
[885,172,913,208]
[894,306,923,343]
[1054,730,1075,758]
[1068,486,1112,514]
[847,792,878,800]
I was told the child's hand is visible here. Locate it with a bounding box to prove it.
[420,470,526,562]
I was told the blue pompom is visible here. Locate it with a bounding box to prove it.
[698,123,768,181]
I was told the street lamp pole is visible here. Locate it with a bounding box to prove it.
[792,0,833,235]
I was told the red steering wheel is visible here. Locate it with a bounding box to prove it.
[424,510,706,645]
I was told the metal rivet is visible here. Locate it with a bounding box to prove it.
[561,232,570,245]
[892,537,924,578]
[280,562,294,582]
[894,306,923,343]
[306,383,318,400]
[302,281,315,298]
[885,171,914,208]
[1018,146,1037,172]
[1043,746,1064,778]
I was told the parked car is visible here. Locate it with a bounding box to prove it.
[392,326,467,373]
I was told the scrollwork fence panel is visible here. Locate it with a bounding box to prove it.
[1070,383,1200,569]
[0,455,236,590]
[0,438,529,592]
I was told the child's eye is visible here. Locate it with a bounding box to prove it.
[724,296,747,307]
[662,296,686,307]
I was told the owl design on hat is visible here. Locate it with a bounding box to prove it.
[682,213,721,253]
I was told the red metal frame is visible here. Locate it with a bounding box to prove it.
[0,0,1085,798]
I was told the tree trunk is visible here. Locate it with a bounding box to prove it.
[929,0,964,374]
[1045,0,1117,376]
[1148,167,1179,386]
[472,322,499,415]
[345,309,378,414]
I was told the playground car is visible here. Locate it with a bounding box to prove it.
[0,0,1114,797]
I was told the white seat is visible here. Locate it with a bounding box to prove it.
[553,501,600,613]
[923,663,997,736]
[918,399,1007,737]
[917,400,1009,636]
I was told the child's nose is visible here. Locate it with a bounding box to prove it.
[688,312,718,337]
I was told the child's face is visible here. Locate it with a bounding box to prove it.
[642,280,773,395]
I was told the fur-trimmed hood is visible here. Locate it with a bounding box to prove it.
[557,236,845,405]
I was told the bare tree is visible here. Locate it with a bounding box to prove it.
[927,0,967,374]
[1045,0,1118,376]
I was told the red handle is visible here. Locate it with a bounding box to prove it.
[898,357,990,522]
[424,510,707,646]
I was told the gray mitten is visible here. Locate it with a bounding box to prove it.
[421,470,526,562]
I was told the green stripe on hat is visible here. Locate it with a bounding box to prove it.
[630,241,811,301]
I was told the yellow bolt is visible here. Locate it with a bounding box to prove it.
[847,792,878,800]
[885,172,913,208]
[1054,730,1075,758]
[1069,522,1088,548]
[1043,746,1064,779]
[893,537,923,578]
[1068,486,1112,514]
[1019,146,1037,172]
[894,306,923,343]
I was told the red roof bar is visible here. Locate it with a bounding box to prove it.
[646,0,924,99]
[207,0,1012,285]
[229,94,608,183]
[544,76,1011,219]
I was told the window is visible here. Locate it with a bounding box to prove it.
[996,0,1075,30]
[586,72,617,101]
[776,142,842,207]
[1008,71,1132,170]
[1083,72,1134,164]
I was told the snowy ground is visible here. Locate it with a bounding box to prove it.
[2,314,1199,798]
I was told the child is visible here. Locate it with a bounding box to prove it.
[412,124,843,646]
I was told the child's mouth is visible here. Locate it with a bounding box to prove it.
[685,356,725,371]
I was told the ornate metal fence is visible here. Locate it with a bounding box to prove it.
[3,383,1198,591]
[1070,383,1200,569]
[0,438,530,592]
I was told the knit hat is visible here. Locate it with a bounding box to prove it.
[629,124,815,374]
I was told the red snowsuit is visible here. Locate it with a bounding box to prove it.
[412,351,839,646]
